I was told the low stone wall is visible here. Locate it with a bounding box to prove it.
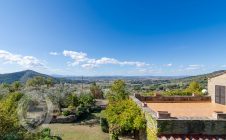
[50,115,77,123]
[130,96,158,118]
[135,94,211,103]
[158,119,226,135]
[130,96,158,140]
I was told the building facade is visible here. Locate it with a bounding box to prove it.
[133,73,226,139]
[208,73,226,105]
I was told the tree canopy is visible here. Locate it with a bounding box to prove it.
[103,99,146,140]
[90,82,104,99]
[185,81,202,94]
[107,80,129,102]
[0,92,23,139]
[26,76,54,89]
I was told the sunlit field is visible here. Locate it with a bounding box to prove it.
[46,123,109,140]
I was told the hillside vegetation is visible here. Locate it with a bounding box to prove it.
[171,70,226,88]
[0,70,75,84]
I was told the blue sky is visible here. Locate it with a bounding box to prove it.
[0,0,226,76]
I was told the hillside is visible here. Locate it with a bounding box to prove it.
[0,70,76,84]
[0,70,53,83]
[129,70,226,91]
[170,70,226,88]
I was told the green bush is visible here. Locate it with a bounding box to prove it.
[68,105,76,112]
[100,117,109,133]
[141,91,155,96]
[163,90,192,96]
[41,128,51,138]
[79,93,95,107]
[76,105,93,120]
[3,133,22,140]
[62,110,70,116]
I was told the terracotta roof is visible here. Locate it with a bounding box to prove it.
[158,135,226,140]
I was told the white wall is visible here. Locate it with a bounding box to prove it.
[208,73,226,104]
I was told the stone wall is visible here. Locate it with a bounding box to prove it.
[135,94,211,103]
[158,120,226,135]
[130,96,158,118]
[50,115,76,123]
[130,96,158,140]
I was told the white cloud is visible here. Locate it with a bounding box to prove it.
[188,64,200,67]
[63,50,88,65]
[63,50,149,69]
[95,57,119,65]
[165,63,173,67]
[81,63,98,69]
[49,52,59,56]
[185,64,204,70]
[129,68,163,75]
[0,50,44,68]
[120,61,149,67]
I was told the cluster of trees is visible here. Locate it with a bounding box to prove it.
[0,76,81,140]
[102,80,146,140]
[61,92,96,119]
[0,76,107,139]
[141,81,203,96]
[0,81,23,93]
[163,81,202,96]
[26,76,54,89]
[0,76,147,140]
[0,92,59,140]
[0,76,54,94]
[131,75,208,93]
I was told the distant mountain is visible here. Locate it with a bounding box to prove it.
[0,70,50,83]
[0,70,76,84]
[65,76,184,81]
[0,69,225,85]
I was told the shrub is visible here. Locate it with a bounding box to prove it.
[41,128,51,138]
[76,105,89,116]
[163,90,192,96]
[68,105,76,112]
[103,99,146,139]
[100,117,109,133]
[62,110,70,116]
[79,93,95,107]
[90,82,104,99]
[141,91,155,96]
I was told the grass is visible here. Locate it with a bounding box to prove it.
[45,123,109,140]
[41,110,133,140]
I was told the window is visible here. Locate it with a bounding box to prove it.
[215,85,226,105]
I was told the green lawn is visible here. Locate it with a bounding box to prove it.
[45,123,109,140]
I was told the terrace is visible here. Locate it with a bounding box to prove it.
[147,102,226,119]
[135,93,226,120]
[132,93,226,137]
